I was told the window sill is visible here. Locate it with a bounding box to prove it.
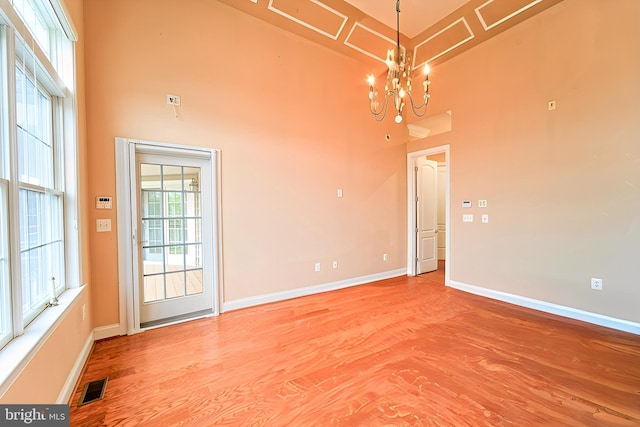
[0,286,85,398]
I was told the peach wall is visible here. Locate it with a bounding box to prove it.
[0,290,92,403]
[409,0,640,322]
[84,0,409,326]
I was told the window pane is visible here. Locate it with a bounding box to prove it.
[165,272,185,299]
[162,165,183,191]
[141,191,162,218]
[140,164,161,190]
[0,184,11,348]
[167,192,183,217]
[19,190,64,321]
[186,269,203,296]
[16,65,53,188]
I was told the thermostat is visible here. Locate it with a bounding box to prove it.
[96,196,113,209]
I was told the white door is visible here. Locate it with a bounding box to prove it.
[416,158,438,274]
[134,151,215,328]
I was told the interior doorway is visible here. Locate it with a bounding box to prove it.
[407,145,450,284]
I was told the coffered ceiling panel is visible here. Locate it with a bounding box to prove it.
[343,0,469,38]
[413,18,474,70]
[344,23,396,63]
[218,0,565,71]
[268,0,348,40]
[475,0,543,31]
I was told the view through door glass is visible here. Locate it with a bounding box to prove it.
[140,164,203,303]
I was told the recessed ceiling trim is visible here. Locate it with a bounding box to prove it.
[475,0,543,31]
[267,0,348,40]
[344,23,395,63]
[412,17,474,70]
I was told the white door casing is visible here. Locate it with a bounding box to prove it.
[416,158,438,274]
[437,163,447,260]
[406,145,450,283]
[115,138,221,335]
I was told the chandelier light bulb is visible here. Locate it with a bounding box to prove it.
[367,75,375,86]
[424,63,431,75]
[395,114,403,124]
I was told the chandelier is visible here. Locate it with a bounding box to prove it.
[367,0,431,124]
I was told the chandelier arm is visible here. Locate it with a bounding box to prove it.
[406,92,429,117]
[370,91,393,122]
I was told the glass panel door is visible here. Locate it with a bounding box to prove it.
[136,152,214,327]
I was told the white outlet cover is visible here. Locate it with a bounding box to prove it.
[463,214,473,223]
[591,278,603,290]
[96,219,111,232]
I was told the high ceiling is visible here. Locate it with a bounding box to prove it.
[218,0,564,73]
[343,0,470,38]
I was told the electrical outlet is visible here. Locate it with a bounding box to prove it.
[481,214,489,223]
[166,94,181,106]
[96,219,111,232]
[315,263,321,272]
[591,278,603,290]
[332,261,338,269]
[383,253,388,261]
[548,100,556,110]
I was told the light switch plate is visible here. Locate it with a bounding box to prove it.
[463,214,473,223]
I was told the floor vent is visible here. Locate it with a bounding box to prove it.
[78,377,108,406]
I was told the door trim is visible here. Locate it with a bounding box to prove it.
[115,137,223,335]
[406,145,450,284]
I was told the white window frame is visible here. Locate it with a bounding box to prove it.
[0,0,82,399]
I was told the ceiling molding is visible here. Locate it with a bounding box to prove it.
[267,0,349,40]
[218,0,565,70]
[344,22,396,63]
[475,0,543,31]
[413,18,475,71]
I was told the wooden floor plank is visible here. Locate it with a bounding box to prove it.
[70,269,640,426]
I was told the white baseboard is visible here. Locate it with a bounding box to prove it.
[448,280,640,335]
[93,323,124,340]
[222,269,406,312]
[57,331,94,404]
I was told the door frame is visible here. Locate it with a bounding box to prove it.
[406,145,450,284]
[115,137,223,335]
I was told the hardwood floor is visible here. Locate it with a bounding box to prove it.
[71,269,640,426]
